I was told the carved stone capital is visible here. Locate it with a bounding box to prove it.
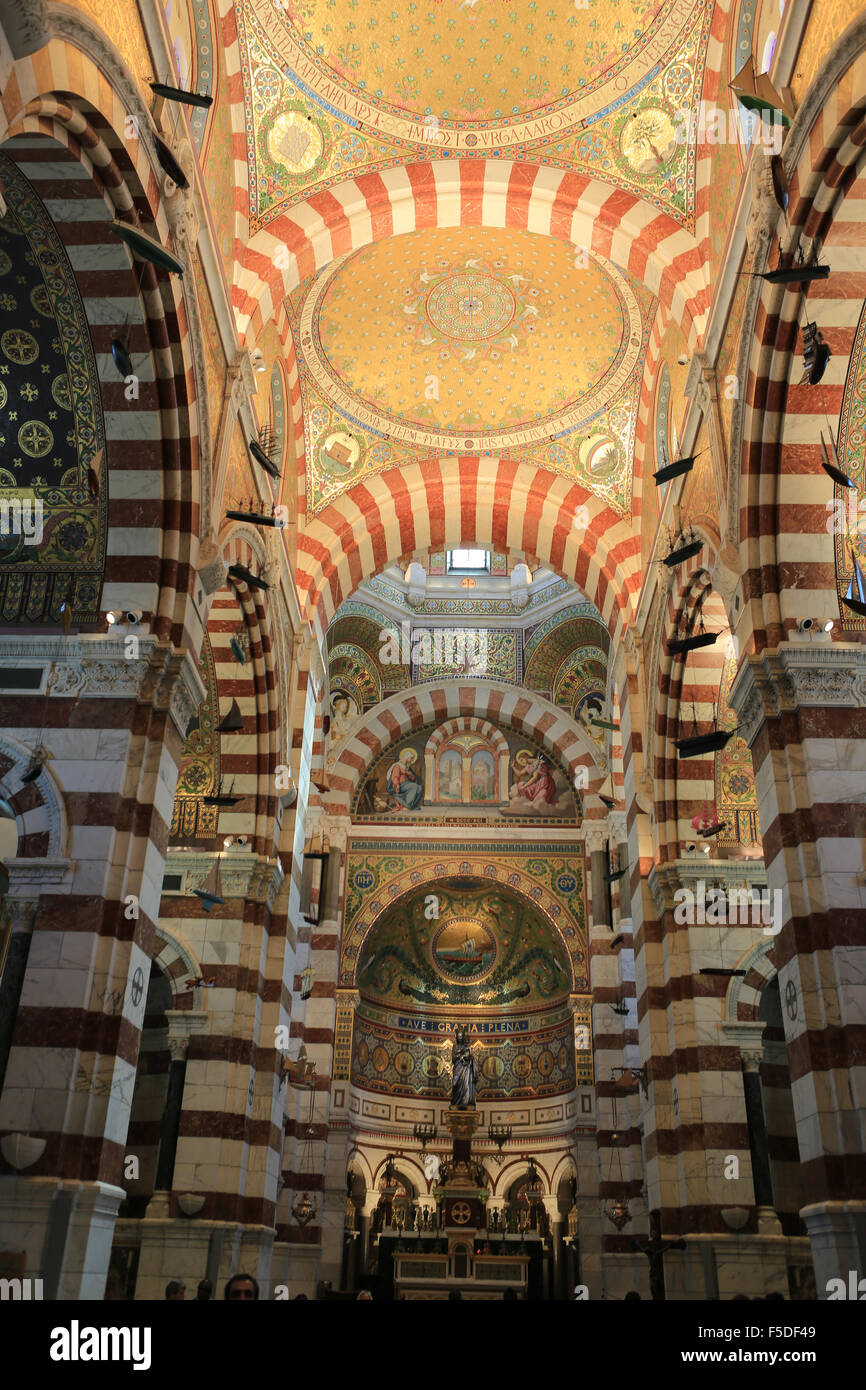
[578,823,609,856]
[741,1049,763,1074]
[729,643,866,746]
[0,894,39,931]
[196,536,228,597]
[159,138,199,250]
[321,815,352,852]
[168,648,208,741]
[744,149,783,259]
[684,351,712,413]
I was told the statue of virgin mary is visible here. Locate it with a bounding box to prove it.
[450,1026,478,1110]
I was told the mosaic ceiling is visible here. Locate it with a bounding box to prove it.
[290,226,655,514]
[355,878,574,1012]
[239,0,712,232]
[0,152,106,626]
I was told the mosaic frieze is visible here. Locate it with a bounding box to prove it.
[351,1009,576,1099]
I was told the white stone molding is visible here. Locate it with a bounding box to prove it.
[648,857,769,918]
[6,859,73,895]
[165,848,285,911]
[729,643,866,746]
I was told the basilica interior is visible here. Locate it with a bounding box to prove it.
[0,0,864,1304]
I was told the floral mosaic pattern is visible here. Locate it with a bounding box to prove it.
[239,0,712,235]
[0,154,106,626]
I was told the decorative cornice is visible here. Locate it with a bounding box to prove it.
[648,857,768,917]
[165,848,285,911]
[7,858,73,892]
[169,648,208,741]
[15,635,191,714]
[728,643,866,747]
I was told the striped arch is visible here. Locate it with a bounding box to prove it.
[234,161,710,348]
[297,458,643,638]
[152,927,204,1001]
[725,937,777,1023]
[735,17,866,652]
[324,681,606,818]
[0,734,67,859]
[1,19,209,647]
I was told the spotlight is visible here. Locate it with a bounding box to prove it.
[125,610,143,625]
[106,610,123,625]
[251,348,266,373]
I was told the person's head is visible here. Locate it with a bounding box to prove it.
[448,1288,463,1300]
[623,1290,641,1301]
[196,1278,213,1301]
[356,1289,373,1300]
[165,1280,185,1300]
[294,1293,309,1300]
[224,1273,259,1301]
[503,1287,518,1300]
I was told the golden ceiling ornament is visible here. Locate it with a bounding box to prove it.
[246,0,702,152]
[297,230,642,454]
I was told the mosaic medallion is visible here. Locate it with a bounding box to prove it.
[431,916,497,984]
[425,272,516,342]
